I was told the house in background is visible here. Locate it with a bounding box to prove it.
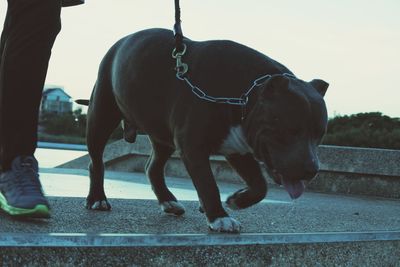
[40,87,73,115]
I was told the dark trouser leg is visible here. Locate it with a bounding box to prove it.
[0,2,10,58]
[0,0,62,170]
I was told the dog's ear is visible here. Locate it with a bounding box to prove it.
[310,79,329,97]
[262,75,289,99]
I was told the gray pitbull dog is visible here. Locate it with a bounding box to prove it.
[80,28,329,233]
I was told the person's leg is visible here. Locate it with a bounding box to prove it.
[0,0,62,169]
[0,2,10,63]
[0,0,61,217]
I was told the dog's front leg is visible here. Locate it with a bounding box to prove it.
[181,151,241,233]
[225,153,267,209]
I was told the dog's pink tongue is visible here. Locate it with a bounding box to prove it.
[282,180,305,199]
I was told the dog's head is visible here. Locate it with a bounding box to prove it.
[245,74,329,199]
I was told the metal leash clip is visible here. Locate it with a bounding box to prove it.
[172,44,188,77]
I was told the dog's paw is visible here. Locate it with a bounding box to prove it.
[226,187,266,210]
[160,201,185,216]
[85,200,111,211]
[208,217,241,233]
[226,189,247,210]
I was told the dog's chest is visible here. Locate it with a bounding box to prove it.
[218,126,253,156]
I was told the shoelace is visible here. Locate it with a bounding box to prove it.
[14,163,42,195]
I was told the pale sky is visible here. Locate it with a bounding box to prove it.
[1,0,399,117]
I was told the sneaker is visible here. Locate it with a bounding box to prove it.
[0,156,50,218]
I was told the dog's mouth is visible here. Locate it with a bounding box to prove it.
[271,170,305,200]
[256,144,305,200]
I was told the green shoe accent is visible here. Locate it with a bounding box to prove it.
[0,193,50,218]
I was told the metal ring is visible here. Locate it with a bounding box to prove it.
[172,44,187,59]
[176,63,189,76]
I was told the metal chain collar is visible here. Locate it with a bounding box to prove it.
[172,44,295,107]
[176,72,271,106]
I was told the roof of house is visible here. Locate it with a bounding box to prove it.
[43,88,72,99]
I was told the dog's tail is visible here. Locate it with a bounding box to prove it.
[75,99,90,106]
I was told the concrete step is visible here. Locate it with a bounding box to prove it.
[1,170,399,266]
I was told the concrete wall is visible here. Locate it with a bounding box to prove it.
[58,135,400,198]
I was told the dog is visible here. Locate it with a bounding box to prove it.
[78,28,329,233]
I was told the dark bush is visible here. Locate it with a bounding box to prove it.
[40,110,123,142]
[322,112,400,149]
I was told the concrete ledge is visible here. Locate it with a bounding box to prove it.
[318,145,400,176]
[1,231,400,247]
[0,233,399,266]
[58,135,400,198]
[38,142,87,151]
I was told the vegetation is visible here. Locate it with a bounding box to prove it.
[39,110,400,150]
[40,109,87,137]
[322,112,400,150]
[39,109,123,144]
[38,132,86,145]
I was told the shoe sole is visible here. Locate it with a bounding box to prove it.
[0,193,50,218]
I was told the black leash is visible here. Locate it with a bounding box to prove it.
[172,0,188,76]
[173,0,184,52]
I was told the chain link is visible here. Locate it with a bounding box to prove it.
[176,73,272,106]
[172,46,296,106]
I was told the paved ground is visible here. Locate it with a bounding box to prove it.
[1,168,399,234]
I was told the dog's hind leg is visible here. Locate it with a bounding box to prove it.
[145,138,185,216]
[85,82,121,211]
[225,154,267,209]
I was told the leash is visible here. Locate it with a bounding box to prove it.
[172,0,188,76]
[173,0,184,52]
